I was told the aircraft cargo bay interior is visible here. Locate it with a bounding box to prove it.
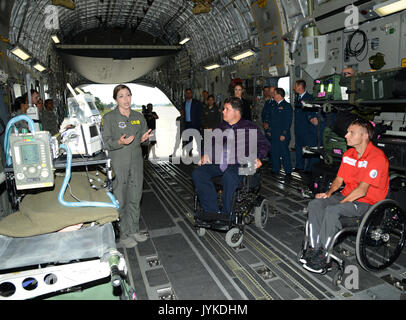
[0,0,406,303]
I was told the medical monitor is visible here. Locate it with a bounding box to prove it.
[313,74,348,101]
[80,123,103,156]
[9,131,54,190]
[67,93,100,123]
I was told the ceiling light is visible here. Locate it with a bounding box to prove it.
[373,0,406,16]
[51,35,60,44]
[10,46,31,61]
[230,49,255,61]
[204,63,221,70]
[179,37,190,45]
[33,63,46,72]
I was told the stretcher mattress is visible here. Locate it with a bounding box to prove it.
[0,222,116,270]
[0,172,118,238]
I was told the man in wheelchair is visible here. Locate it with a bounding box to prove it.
[192,97,270,221]
[301,118,389,273]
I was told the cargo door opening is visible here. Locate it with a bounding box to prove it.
[80,84,182,160]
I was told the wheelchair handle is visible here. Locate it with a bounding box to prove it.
[108,254,122,288]
[110,265,122,288]
[238,161,257,176]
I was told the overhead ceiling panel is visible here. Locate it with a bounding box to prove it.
[8,0,267,81]
[60,52,170,83]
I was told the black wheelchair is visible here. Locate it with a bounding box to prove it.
[298,195,406,288]
[193,166,270,248]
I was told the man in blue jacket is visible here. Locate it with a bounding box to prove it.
[270,88,293,176]
[182,88,202,156]
[261,86,276,160]
[294,80,313,172]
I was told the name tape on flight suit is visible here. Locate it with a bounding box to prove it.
[118,120,140,128]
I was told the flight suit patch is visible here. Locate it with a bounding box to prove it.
[131,120,140,125]
[369,170,378,179]
[118,122,126,128]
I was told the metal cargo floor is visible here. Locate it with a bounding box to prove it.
[118,159,406,300]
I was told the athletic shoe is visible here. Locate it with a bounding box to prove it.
[303,248,331,274]
[131,232,148,242]
[119,237,138,248]
[299,247,316,265]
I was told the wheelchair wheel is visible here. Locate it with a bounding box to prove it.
[197,227,206,237]
[356,199,406,272]
[225,228,243,247]
[332,270,343,291]
[254,199,269,229]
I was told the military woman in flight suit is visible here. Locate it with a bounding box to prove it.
[101,84,152,248]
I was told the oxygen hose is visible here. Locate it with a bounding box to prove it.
[4,115,36,166]
[4,115,119,208]
[58,144,119,209]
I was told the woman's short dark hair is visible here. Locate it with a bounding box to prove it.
[349,118,374,140]
[113,84,132,100]
[13,95,27,112]
[224,97,243,114]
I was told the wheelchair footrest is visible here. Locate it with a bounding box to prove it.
[196,222,230,231]
[194,213,232,230]
[195,211,230,222]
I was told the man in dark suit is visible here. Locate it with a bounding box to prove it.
[182,88,202,156]
[294,80,314,172]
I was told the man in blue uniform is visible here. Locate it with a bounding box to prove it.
[306,99,323,172]
[294,80,313,172]
[192,97,270,218]
[270,88,293,176]
[261,86,276,159]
